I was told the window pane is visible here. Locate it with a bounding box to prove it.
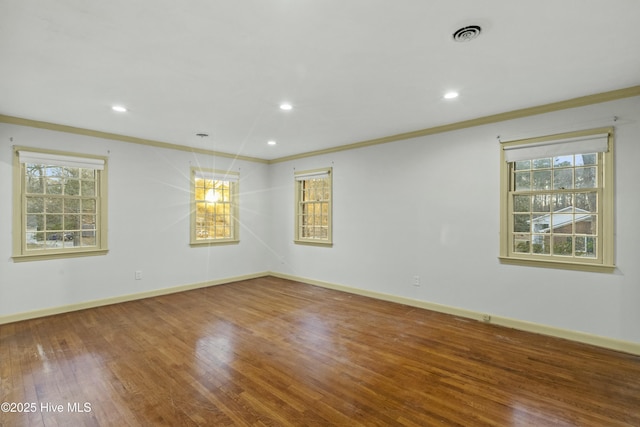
[553,169,573,190]
[533,170,551,190]
[47,214,63,231]
[550,213,573,233]
[81,181,96,197]
[575,192,597,212]
[515,160,531,170]
[81,234,96,247]
[26,165,45,177]
[532,235,550,254]
[554,155,573,167]
[82,199,96,213]
[80,169,95,179]
[27,232,44,250]
[195,187,206,200]
[552,194,573,211]
[61,167,77,178]
[575,236,596,258]
[577,153,596,166]
[553,236,572,255]
[64,199,80,213]
[575,167,597,189]
[576,215,597,235]
[513,195,530,212]
[532,194,551,212]
[66,231,80,244]
[26,176,44,194]
[27,214,44,231]
[64,215,80,230]
[46,232,62,243]
[46,178,63,194]
[513,214,530,232]
[45,166,63,177]
[82,215,96,228]
[514,171,530,191]
[26,197,44,213]
[513,234,530,253]
[46,198,63,213]
[64,179,80,195]
[531,213,549,233]
[532,158,551,169]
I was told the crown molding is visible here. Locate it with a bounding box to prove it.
[0,114,269,164]
[2,85,639,164]
[268,85,640,163]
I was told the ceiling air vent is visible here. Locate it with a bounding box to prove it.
[452,25,482,42]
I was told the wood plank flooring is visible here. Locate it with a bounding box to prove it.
[1,276,639,426]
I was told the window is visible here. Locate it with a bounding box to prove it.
[294,168,332,245]
[190,168,239,245]
[13,147,108,261]
[499,128,614,271]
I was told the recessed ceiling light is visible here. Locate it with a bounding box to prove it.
[112,105,127,112]
[267,140,277,146]
[279,103,292,111]
[444,91,459,99]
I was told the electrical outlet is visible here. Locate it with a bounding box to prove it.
[135,271,142,280]
[413,275,420,287]
[482,314,491,323]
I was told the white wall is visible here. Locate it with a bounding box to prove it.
[0,123,270,317]
[1,96,639,346]
[267,96,640,344]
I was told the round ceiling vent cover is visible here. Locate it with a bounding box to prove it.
[452,25,482,42]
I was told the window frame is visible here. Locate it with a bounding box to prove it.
[190,167,240,246]
[294,167,333,246]
[499,127,615,272]
[12,146,109,262]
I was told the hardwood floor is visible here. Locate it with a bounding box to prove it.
[1,276,639,426]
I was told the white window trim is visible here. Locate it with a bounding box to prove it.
[12,146,109,262]
[190,167,240,246]
[294,167,333,246]
[499,127,615,272]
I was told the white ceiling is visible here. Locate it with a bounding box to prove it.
[1,0,639,161]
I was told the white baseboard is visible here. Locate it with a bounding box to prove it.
[3,270,639,356]
[269,271,640,356]
[0,271,270,325]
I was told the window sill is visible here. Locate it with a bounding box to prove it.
[498,256,615,273]
[12,249,109,263]
[190,240,239,247]
[294,239,333,247]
